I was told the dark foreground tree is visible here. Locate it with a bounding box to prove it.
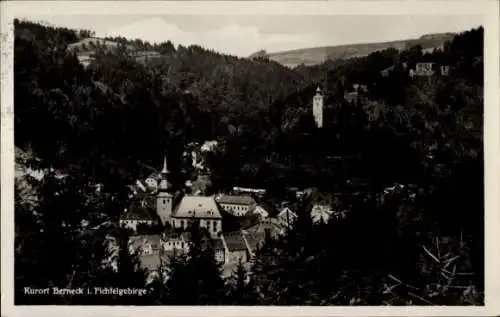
[164,221,226,305]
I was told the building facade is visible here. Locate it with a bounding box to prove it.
[169,195,222,238]
[218,195,257,217]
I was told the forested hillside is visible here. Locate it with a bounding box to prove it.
[251,32,455,68]
[13,18,484,305]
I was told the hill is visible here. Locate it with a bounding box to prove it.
[253,32,455,68]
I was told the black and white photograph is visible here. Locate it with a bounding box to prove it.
[1,0,499,315]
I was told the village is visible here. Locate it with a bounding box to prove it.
[113,59,450,280]
[120,147,301,279]
[14,58,450,282]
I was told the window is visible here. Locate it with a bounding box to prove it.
[181,220,185,228]
[163,199,166,204]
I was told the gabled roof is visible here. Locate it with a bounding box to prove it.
[253,205,269,217]
[146,171,161,180]
[277,207,297,220]
[223,232,248,252]
[242,231,266,252]
[218,195,255,206]
[121,200,154,221]
[173,195,222,219]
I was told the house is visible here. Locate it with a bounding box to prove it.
[213,238,226,264]
[144,172,161,191]
[120,200,155,232]
[127,234,173,283]
[310,204,334,224]
[129,234,163,256]
[241,230,267,256]
[415,62,435,76]
[244,218,285,240]
[217,195,257,216]
[277,207,297,229]
[253,205,269,219]
[162,233,189,253]
[221,232,251,265]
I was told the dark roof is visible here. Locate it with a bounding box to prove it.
[180,232,191,242]
[121,201,153,221]
[212,238,226,251]
[242,231,265,252]
[223,232,248,252]
[220,209,260,232]
[245,219,284,238]
[254,199,279,217]
[218,195,255,206]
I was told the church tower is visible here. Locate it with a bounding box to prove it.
[157,155,173,225]
[313,86,324,128]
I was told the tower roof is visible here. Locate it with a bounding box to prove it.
[161,155,169,174]
[316,85,322,93]
[158,154,171,192]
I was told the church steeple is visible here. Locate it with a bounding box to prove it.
[158,154,171,192]
[161,155,169,175]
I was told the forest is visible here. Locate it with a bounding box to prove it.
[13,18,484,305]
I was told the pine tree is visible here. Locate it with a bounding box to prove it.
[227,258,257,305]
[165,220,226,305]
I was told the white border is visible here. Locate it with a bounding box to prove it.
[1,1,499,317]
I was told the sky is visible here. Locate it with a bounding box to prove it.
[19,14,483,57]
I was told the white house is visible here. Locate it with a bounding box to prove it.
[310,204,334,224]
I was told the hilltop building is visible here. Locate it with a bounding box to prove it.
[312,86,324,128]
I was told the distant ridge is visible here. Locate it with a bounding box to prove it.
[251,32,455,68]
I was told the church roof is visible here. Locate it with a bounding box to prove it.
[173,195,222,219]
[218,195,255,206]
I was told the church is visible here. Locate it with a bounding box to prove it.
[120,155,222,238]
